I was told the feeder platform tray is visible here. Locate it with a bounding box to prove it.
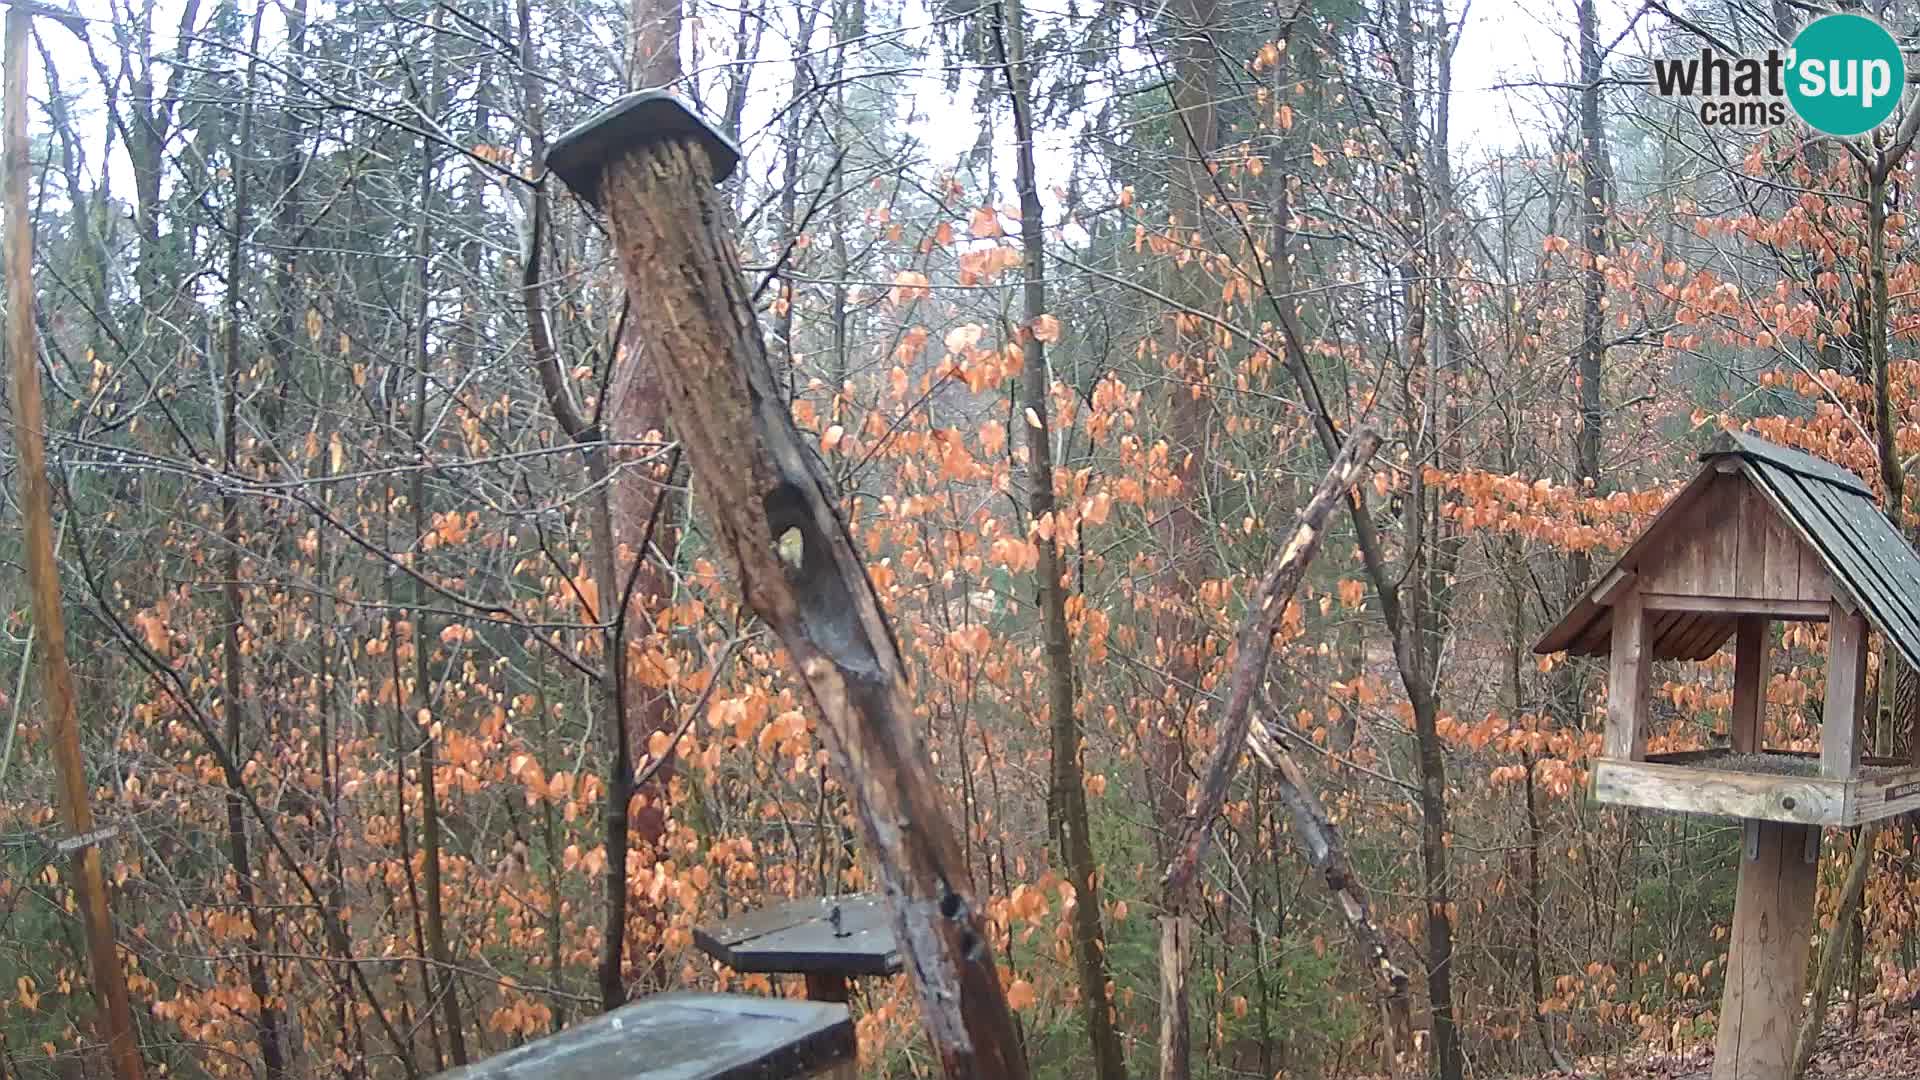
[695,894,901,1003]
[1593,748,1920,826]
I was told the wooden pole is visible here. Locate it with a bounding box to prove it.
[3,7,146,1078]
[1713,819,1819,1080]
[545,92,1030,1079]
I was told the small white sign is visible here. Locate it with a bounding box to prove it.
[55,825,119,853]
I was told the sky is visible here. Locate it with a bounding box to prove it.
[23,0,1686,247]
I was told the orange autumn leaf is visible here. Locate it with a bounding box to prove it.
[1006,979,1037,1010]
[889,270,930,306]
[969,207,1002,238]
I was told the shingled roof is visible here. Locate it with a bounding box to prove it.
[1534,431,1920,672]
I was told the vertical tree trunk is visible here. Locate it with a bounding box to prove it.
[614,0,691,994]
[218,10,286,1073]
[408,11,466,1062]
[1155,3,1219,1070]
[1387,0,1461,1072]
[992,4,1127,1076]
[1794,132,1919,1077]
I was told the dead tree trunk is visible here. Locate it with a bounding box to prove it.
[1156,432,1407,1076]
[546,93,1031,1079]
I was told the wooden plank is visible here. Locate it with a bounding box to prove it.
[1594,567,1636,606]
[1699,477,1741,597]
[1638,595,1829,619]
[438,993,855,1080]
[1643,500,1711,597]
[1572,613,1613,656]
[1712,821,1820,1080]
[1655,610,1700,662]
[1590,759,1845,826]
[1734,481,1770,598]
[1845,765,1920,825]
[1677,615,1736,661]
[1730,617,1768,753]
[1794,527,1831,602]
[1758,488,1805,600]
[1823,603,1868,780]
[1606,590,1652,760]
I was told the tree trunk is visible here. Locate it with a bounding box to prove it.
[218,12,286,1073]
[993,4,1126,1077]
[1155,1,1220,1070]
[408,11,466,1062]
[558,108,1031,1079]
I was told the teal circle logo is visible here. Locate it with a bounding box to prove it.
[1787,14,1905,136]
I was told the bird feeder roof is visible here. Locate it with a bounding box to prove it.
[1535,431,1920,672]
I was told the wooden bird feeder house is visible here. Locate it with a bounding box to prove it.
[1536,431,1920,1080]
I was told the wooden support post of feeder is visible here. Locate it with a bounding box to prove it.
[544,92,1029,1079]
[1714,820,1819,1080]
[1822,600,1868,781]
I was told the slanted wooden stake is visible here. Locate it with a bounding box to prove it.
[545,92,1029,1079]
[4,6,145,1078]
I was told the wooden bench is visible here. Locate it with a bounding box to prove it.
[437,992,854,1079]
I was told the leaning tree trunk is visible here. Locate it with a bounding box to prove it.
[1155,432,1409,1071]
[546,96,1030,1079]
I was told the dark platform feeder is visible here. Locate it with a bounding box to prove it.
[436,993,854,1079]
[547,90,740,207]
[1536,432,1920,1080]
[695,894,903,1003]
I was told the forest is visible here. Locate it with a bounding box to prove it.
[4,0,1920,1076]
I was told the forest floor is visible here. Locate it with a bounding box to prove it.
[1521,1005,1920,1079]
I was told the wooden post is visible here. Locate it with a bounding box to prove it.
[3,8,144,1080]
[1823,602,1867,779]
[1712,820,1820,1080]
[803,973,850,1004]
[1604,589,1651,760]
[1730,616,1768,753]
[544,92,1029,1079]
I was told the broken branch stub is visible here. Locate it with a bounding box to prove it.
[544,92,1030,1080]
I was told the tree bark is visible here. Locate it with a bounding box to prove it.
[990,4,1126,1077]
[408,11,466,1061]
[577,127,1031,1079]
